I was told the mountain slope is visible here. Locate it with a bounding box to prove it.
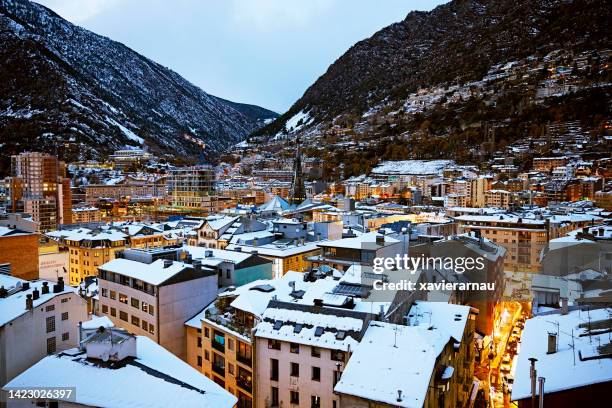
[0,0,276,173]
[257,0,610,138]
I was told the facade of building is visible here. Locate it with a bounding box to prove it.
[0,224,39,281]
[71,206,102,223]
[0,275,87,387]
[46,228,128,286]
[168,166,215,209]
[98,254,217,359]
[9,152,72,231]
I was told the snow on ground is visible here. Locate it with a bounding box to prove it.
[372,160,455,175]
[106,117,144,144]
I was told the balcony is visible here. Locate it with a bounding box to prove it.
[237,353,252,367]
[212,363,225,377]
[212,338,225,353]
[237,375,252,393]
[205,301,253,338]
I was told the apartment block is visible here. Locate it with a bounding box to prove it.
[0,275,87,387]
[98,253,217,359]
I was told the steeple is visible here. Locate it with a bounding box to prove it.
[289,137,306,205]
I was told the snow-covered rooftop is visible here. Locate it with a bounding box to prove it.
[334,321,451,407]
[0,276,79,327]
[3,336,236,408]
[99,258,193,286]
[511,308,612,401]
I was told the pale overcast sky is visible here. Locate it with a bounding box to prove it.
[36,0,447,113]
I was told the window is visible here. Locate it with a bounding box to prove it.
[290,343,299,354]
[45,305,55,312]
[148,305,155,316]
[331,350,345,362]
[131,298,140,308]
[204,327,210,338]
[142,321,148,331]
[311,366,320,381]
[205,350,210,361]
[142,302,149,313]
[119,293,128,304]
[131,315,140,326]
[46,316,55,333]
[61,312,69,321]
[290,362,299,377]
[62,332,69,341]
[110,290,116,300]
[47,337,56,354]
[119,311,128,321]
[101,288,108,297]
[271,387,279,407]
[102,304,109,314]
[228,363,235,376]
[311,346,320,358]
[268,339,281,350]
[311,395,321,408]
[270,358,279,381]
[110,307,116,317]
[290,391,299,405]
[228,339,234,351]
[197,356,202,367]
[148,324,155,335]
[197,337,202,348]
[226,269,231,279]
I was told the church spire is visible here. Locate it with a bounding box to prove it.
[289,137,306,205]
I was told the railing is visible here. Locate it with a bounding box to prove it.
[212,363,225,377]
[212,340,225,353]
[237,354,252,367]
[237,376,252,393]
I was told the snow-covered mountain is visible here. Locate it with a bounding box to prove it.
[0,0,277,172]
[255,0,609,139]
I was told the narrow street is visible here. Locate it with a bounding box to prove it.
[474,301,526,408]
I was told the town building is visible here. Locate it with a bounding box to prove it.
[46,228,128,286]
[336,301,476,408]
[0,275,87,387]
[3,328,237,408]
[0,216,39,280]
[98,251,218,359]
[71,206,102,223]
[168,166,215,209]
[8,152,72,231]
[511,307,612,407]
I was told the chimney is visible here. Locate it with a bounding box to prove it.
[529,357,538,408]
[0,286,8,298]
[22,282,30,291]
[78,321,84,351]
[376,235,385,245]
[54,277,64,293]
[32,288,40,300]
[538,377,545,408]
[397,390,403,402]
[26,293,33,310]
[235,247,242,252]
[547,333,557,354]
[204,250,213,258]
[193,259,202,272]
[561,297,568,315]
[41,281,50,295]
[163,259,173,268]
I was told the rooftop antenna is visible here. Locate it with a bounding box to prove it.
[393,324,398,348]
